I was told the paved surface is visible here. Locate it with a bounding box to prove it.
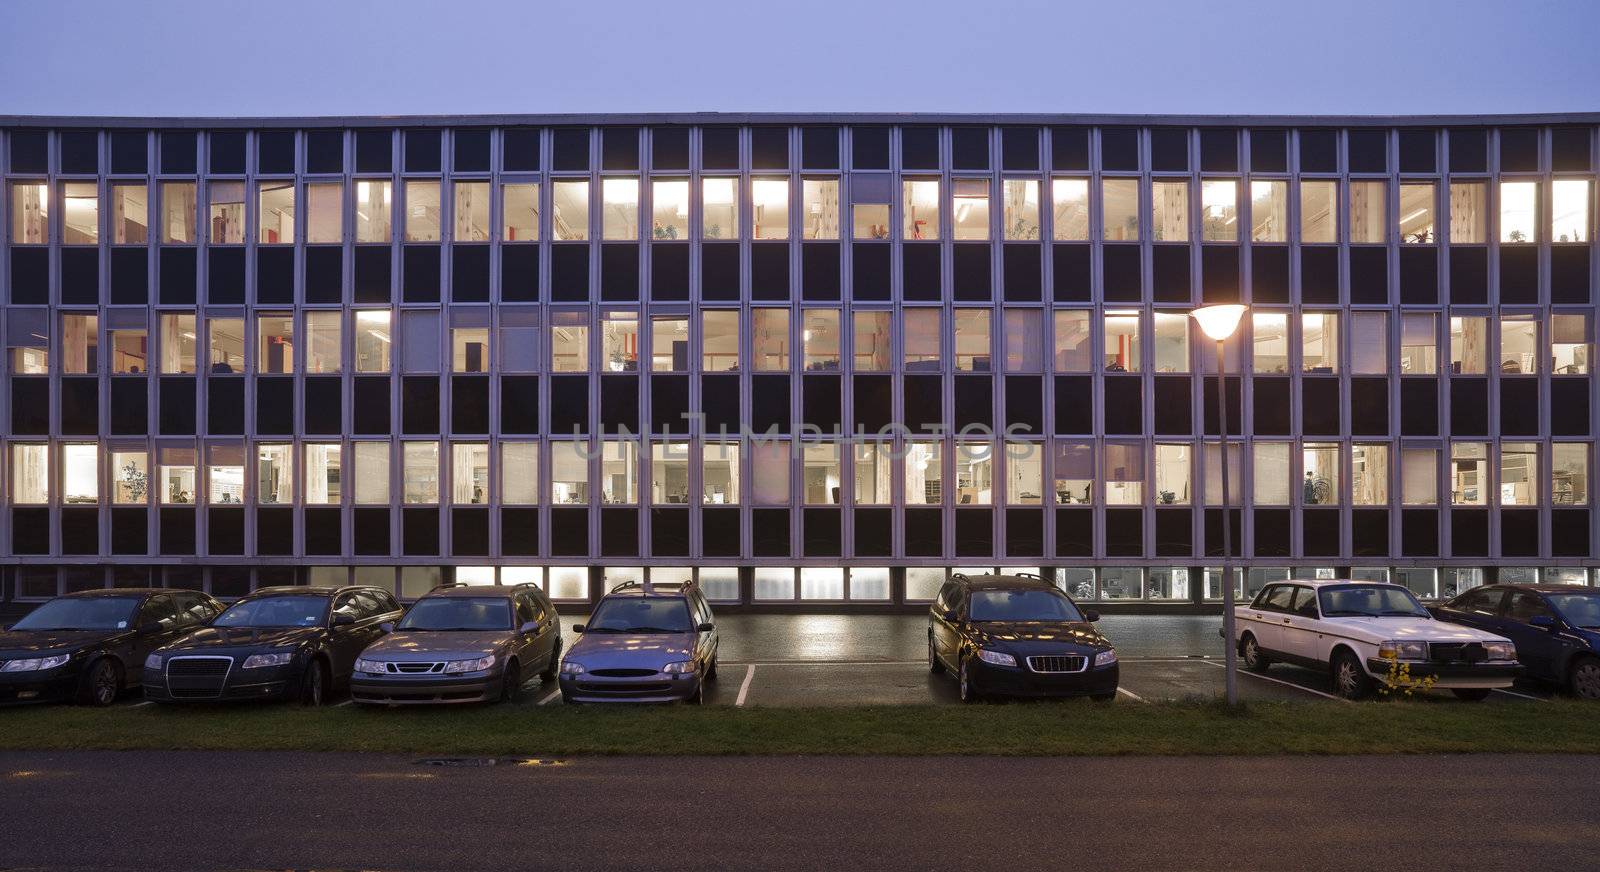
[1,751,1596,871]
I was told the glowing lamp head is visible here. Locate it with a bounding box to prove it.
[1191,304,1247,342]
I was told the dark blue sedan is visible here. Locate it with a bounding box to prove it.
[1431,584,1600,699]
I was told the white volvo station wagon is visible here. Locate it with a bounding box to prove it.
[1232,580,1522,700]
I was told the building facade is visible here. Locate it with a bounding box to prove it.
[0,114,1596,611]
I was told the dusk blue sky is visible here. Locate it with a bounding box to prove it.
[2,0,1597,117]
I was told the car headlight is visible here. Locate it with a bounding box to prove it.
[1,654,72,672]
[1377,640,1429,661]
[354,658,389,674]
[1094,649,1118,668]
[559,660,586,675]
[444,655,495,674]
[144,653,163,671]
[1483,641,1516,661]
[976,648,1016,667]
[661,660,696,674]
[241,652,295,669]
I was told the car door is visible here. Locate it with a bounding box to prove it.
[535,588,562,666]
[1436,587,1508,632]
[931,583,960,668]
[512,592,541,666]
[326,592,376,680]
[1497,591,1561,679]
[1242,585,1293,653]
[130,595,185,679]
[691,593,715,667]
[1279,586,1325,665]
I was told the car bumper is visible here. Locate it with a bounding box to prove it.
[969,660,1120,698]
[143,664,297,703]
[0,669,80,704]
[558,672,701,703]
[1365,659,1522,688]
[350,673,503,705]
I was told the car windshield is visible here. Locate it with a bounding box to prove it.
[968,589,1085,622]
[1317,585,1429,618]
[584,598,693,634]
[11,597,141,631]
[1547,593,1600,630]
[398,597,512,631]
[213,595,328,628]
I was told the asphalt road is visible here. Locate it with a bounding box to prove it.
[2,751,1595,871]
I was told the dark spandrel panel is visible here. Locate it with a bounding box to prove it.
[1101,245,1142,302]
[1551,509,1591,557]
[1300,247,1339,305]
[59,248,99,305]
[649,374,688,434]
[852,507,891,558]
[1302,508,1341,556]
[599,242,639,301]
[701,127,739,170]
[255,377,294,435]
[1551,126,1593,171]
[701,242,739,301]
[1551,246,1590,304]
[1499,127,1540,173]
[256,247,295,304]
[11,377,48,435]
[955,508,994,557]
[501,508,539,556]
[14,130,58,174]
[951,127,989,170]
[1001,126,1039,171]
[209,132,246,174]
[1398,129,1436,173]
[403,507,441,557]
[1298,129,1338,173]
[952,243,991,302]
[257,507,294,556]
[750,242,790,301]
[353,245,392,304]
[1252,377,1290,435]
[599,374,639,434]
[111,131,148,174]
[353,376,391,435]
[1399,378,1438,436]
[403,130,442,173]
[1250,509,1288,558]
[60,377,98,435]
[601,127,639,171]
[402,245,441,302]
[1199,129,1237,173]
[1346,129,1387,173]
[1350,377,1389,435]
[1002,243,1041,301]
[1149,128,1188,172]
[750,373,791,433]
[802,242,841,301]
[499,374,539,434]
[901,126,940,169]
[1055,507,1093,557]
[1398,247,1437,305]
[1400,508,1438,557]
[209,508,245,555]
[1448,246,1488,304]
[11,508,49,555]
[649,508,689,557]
[752,508,791,558]
[452,507,489,557]
[1200,245,1239,303]
[207,378,245,434]
[1103,507,1142,557]
[852,374,893,436]
[1153,508,1191,557]
[304,246,343,304]
[1102,375,1142,435]
[8,248,47,303]
[110,248,148,304]
[1499,379,1539,436]
[699,506,739,557]
[306,130,343,174]
[902,245,941,302]
[1100,127,1139,172]
[158,507,196,556]
[701,373,739,436]
[852,243,890,301]
[1052,243,1091,302]
[802,374,842,434]
[649,127,689,169]
[903,375,943,434]
[353,507,392,556]
[650,243,689,301]
[401,375,441,435]
[1152,376,1192,435]
[548,376,588,436]
[1054,376,1091,434]
[1300,377,1340,435]
[502,128,540,172]
[801,126,839,169]
[59,131,98,174]
[751,127,789,170]
[803,508,842,557]
[549,244,589,302]
[952,375,992,431]
[852,125,890,169]
[1447,128,1487,173]
[1250,129,1288,173]
[1348,247,1388,305]
[1050,126,1090,171]
[1449,378,1487,435]
[257,131,296,174]
[1202,375,1242,436]
[110,378,149,434]
[206,247,245,304]
[305,376,342,434]
[1550,379,1589,436]
[1001,375,1043,436]
[444,129,489,174]
[111,507,148,555]
[500,245,538,302]
[1005,508,1045,558]
[1500,509,1539,557]
[1498,246,1538,304]
[158,376,196,435]
[1250,246,1289,304]
[1151,245,1190,303]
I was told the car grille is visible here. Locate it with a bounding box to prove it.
[575,681,674,694]
[165,656,233,698]
[1428,642,1488,663]
[590,668,658,678]
[389,662,446,674]
[1026,655,1088,674]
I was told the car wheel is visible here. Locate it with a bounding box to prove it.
[77,658,122,707]
[1567,656,1600,700]
[539,641,561,682]
[297,659,327,707]
[1331,650,1373,700]
[929,634,945,675]
[684,678,704,705]
[1450,688,1492,702]
[500,661,522,704]
[1241,634,1271,673]
[706,657,719,682]
[958,657,981,704]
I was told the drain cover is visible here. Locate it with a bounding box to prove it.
[412,757,566,767]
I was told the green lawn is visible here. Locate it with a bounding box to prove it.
[2,699,1596,756]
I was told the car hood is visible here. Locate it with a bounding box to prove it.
[969,621,1108,649]
[566,632,694,668]
[160,625,321,653]
[1322,617,1510,644]
[0,629,124,660]
[360,630,506,661]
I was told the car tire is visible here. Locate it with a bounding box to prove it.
[1241,634,1271,673]
[500,661,522,704]
[1450,688,1492,702]
[559,689,577,706]
[1568,656,1600,700]
[929,635,945,675]
[297,658,327,707]
[1331,650,1374,700]
[706,657,719,682]
[539,641,561,682]
[77,658,121,707]
[684,679,704,705]
[958,657,981,704]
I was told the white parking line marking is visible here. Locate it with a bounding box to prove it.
[1493,687,1545,701]
[537,688,562,705]
[127,701,154,708]
[1200,658,1347,702]
[735,664,756,707]
[333,699,353,707]
[1116,687,1147,703]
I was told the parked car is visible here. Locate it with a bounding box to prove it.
[351,582,562,705]
[1234,580,1520,700]
[557,580,718,704]
[1431,584,1600,699]
[143,585,401,706]
[929,573,1119,703]
[0,589,222,706]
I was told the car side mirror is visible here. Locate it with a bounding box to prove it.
[520,621,539,634]
[332,613,356,626]
[1531,615,1558,630]
[1083,610,1101,622]
[573,624,586,633]
[379,621,395,634]
[697,622,715,632]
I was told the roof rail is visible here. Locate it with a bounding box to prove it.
[949,572,972,583]
[427,582,473,593]
[1011,572,1046,582]
[607,578,699,595]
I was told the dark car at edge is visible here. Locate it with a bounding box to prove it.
[1431,583,1600,698]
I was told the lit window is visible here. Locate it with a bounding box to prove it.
[451,443,490,504]
[352,442,390,504]
[1352,444,1389,505]
[753,309,790,371]
[954,178,994,240]
[1053,441,1093,504]
[159,446,197,505]
[110,183,148,244]
[601,178,639,240]
[303,443,338,504]
[902,179,939,239]
[1153,443,1190,505]
[1500,442,1538,506]
[1302,443,1340,505]
[1500,181,1537,243]
[1400,313,1437,374]
[501,442,539,505]
[1348,180,1386,243]
[1051,178,1089,240]
[649,441,690,504]
[1250,180,1287,242]
[1300,180,1337,243]
[1104,443,1143,505]
[258,181,294,244]
[1200,180,1237,242]
[851,174,891,240]
[1253,443,1291,505]
[63,443,98,504]
[502,182,539,241]
[1552,179,1591,243]
[452,325,489,373]
[62,182,98,244]
[354,310,391,373]
[6,310,48,374]
[1002,179,1039,240]
[255,444,293,504]
[702,178,737,239]
[1054,310,1092,372]
[801,179,840,240]
[1401,447,1437,505]
[1450,316,1487,374]
[703,443,739,504]
[306,311,341,374]
[955,442,993,505]
[601,442,637,504]
[111,449,149,504]
[257,313,294,374]
[702,310,739,372]
[354,180,391,242]
[207,445,245,505]
[11,444,49,504]
[161,182,197,244]
[1152,312,1189,373]
[551,441,589,503]
[402,442,440,504]
[905,441,942,505]
[10,182,49,244]
[209,182,245,244]
[550,311,589,372]
[1006,441,1044,504]
[306,182,342,243]
[650,180,687,239]
[1552,443,1588,506]
[803,443,842,504]
[1350,312,1388,374]
[552,180,590,241]
[650,315,689,372]
[953,309,991,372]
[601,312,638,372]
[62,314,98,374]
[208,317,244,373]
[160,314,197,374]
[752,178,789,240]
[1399,183,1435,244]
[1204,443,1242,505]
[500,308,539,373]
[1450,443,1488,505]
[854,442,888,504]
[1499,314,1538,374]
[1003,309,1043,372]
[1301,313,1338,372]
[752,440,791,504]
[802,310,841,371]
[852,311,891,372]
[904,308,941,368]
[404,180,440,242]
[1102,178,1139,241]
[1103,311,1140,372]
[453,181,491,242]
[1152,180,1188,241]
[1448,182,1487,243]
[1552,314,1591,374]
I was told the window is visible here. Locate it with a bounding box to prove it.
[1301,313,1338,372]
[352,442,390,504]
[111,449,149,504]
[1451,443,1488,505]
[63,443,98,504]
[110,326,148,375]
[703,443,739,504]
[110,183,148,244]
[1350,312,1388,374]
[802,310,841,371]
[1102,178,1139,241]
[161,182,197,243]
[551,442,588,503]
[649,441,690,504]
[853,311,892,371]
[601,178,639,240]
[354,180,391,242]
[650,179,687,239]
[159,446,197,504]
[11,444,49,504]
[601,312,639,372]
[650,315,689,372]
[399,312,441,372]
[752,440,791,504]
[1302,443,1340,505]
[258,181,294,244]
[801,179,839,240]
[904,309,941,368]
[1351,444,1389,505]
[1552,179,1591,243]
[852,174,891,240]
[1053,441,1093,504]
[404,180,440,242]
[1250,180,1287,242]
[451,443,490,504]
[1552,443,1589,506]
[1003,309,1043,372]
[158,314,196,374]
[953,309,990,372]
[251,444,291,504]
[1450,316,1487,374]
[1203,443,1241,505]
[1051,178,1089,240]
[1499,442,1538,506]
[1401,447,1437,505]
[1103,311,1140,372]
[1300,180,1337,243]
[451,181,490,242]
[701,310,739,372]
[601,442,637,503]
[1552,314,1591,374]
[903,179,939,239]
[954,442,993,505]
[1104,443,1143,505]
[905,441,942,505]
[498,309,539,373]
[452,325,489,374]
[1002,179,1039,240]
[1200,180,1236,242]
[1448,182,1487,243]
[753,309,790,371]
[1399,183,1435,243]
[1253,443,1291,504]
[952,179,989,240]
[257,314,294,374]
[7,310,48,374]
[1348,180,1386,243]
[303,443,339,504]
[61,314,97,374]
[1500,181,1537,243]
[1151,180,1188,241]
[552,180,590,240]
[752,178,789,239]
[61,182,98,244]
[306,182,342,243]
[803,443,842,504]
[854,442,889,504]
[1153,443,1191,505]
[702,178,737,239]
[1499,314,1538,374]
[1152,312,1189,373]
[1400,313,1437,374]
[11,182,49,243]
[208,317,244,373]
[501,443,538,504]
[354,310,391,372]
[502,182,539,241]
[209,182,245,243]
[206,447,245,504]
[306,311,341,373]
[1054,310,1092,372]
[402,442,440,504]
[550,311,589,372]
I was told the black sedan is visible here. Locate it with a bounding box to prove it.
[144,585,401,706]
[0,589,223,706]
[930,573,1119,703]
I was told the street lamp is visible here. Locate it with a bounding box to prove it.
[1191,304,1247,705]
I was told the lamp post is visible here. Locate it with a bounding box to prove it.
[1191,304,1247,706]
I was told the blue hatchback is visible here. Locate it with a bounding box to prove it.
[1431,584,1600,699]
